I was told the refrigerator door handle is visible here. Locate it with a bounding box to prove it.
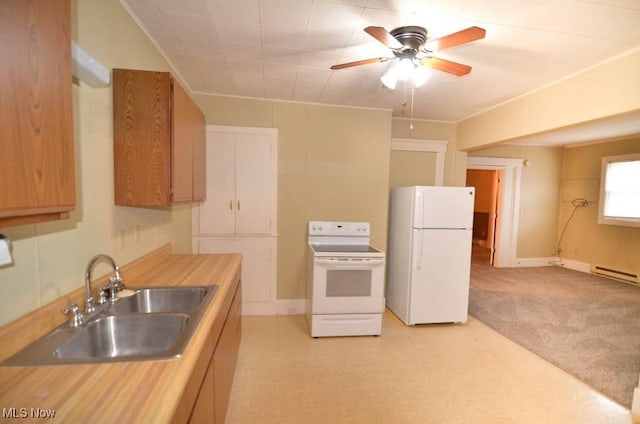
[416,230,423,271]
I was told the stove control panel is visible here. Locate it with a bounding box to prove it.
[308,221,370,237]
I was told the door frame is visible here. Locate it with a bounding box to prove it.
[467,156,523,267]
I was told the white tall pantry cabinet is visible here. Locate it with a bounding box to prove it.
[193,126,277,315]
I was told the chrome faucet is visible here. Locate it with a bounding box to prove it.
[84,254,125,313]
[62,303,84,327]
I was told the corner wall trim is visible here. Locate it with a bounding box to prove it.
[632,387,640,419]
[557,258,591,273]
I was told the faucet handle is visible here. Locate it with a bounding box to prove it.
[62,303,84,327]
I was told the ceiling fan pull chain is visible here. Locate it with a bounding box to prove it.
[403,80,407,105]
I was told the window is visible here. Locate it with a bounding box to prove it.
[598,153,640,227]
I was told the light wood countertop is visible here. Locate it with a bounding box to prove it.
[0,245,241,423]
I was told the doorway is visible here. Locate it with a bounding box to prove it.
[466,156,523,268]
[466,169,502,266]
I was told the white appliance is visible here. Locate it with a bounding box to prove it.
[307,221,386,337]
[387,186,475,326]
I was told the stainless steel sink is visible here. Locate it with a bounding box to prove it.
[113,287,212,314]
[2,285,218,366]
[55,314,190,360]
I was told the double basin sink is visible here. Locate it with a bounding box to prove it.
[2,285,218,366]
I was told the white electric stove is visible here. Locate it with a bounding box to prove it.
[306,221,385,337]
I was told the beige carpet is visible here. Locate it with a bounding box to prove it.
[469,262,640,408]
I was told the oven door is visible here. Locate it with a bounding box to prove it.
[312,257,385,314]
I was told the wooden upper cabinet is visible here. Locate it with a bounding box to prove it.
[0,0,75,227]
[113,69,206,207]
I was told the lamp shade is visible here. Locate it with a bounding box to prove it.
[380,72,397,89]
[396,58,414,81]
[413,66,432,87]
[380,58,431,89]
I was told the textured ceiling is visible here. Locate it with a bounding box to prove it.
[122,0,640,125]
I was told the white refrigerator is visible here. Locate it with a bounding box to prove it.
[386,186,475,325]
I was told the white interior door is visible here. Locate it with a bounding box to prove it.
[199,131,236,235]
[235,134,272,235]
[409,228,472,324]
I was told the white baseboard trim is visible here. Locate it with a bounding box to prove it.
[242,302,275,316]
[514,257,558,267]
[556,258,591,273]
[274,299,305,315]
[241,299,306,316]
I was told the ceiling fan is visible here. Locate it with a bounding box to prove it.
[330,25,486,88]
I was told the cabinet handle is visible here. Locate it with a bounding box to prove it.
[237,200,241,210]
[229,200,233,210]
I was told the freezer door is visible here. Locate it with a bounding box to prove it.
[409,228,472,324]
[413,186,475,229]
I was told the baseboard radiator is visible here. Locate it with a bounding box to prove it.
[590,265,640,285]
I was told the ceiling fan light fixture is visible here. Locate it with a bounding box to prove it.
[413,66,432,88]
[380,70,397,89]
[381,58,430,89]
[396,58,415,81]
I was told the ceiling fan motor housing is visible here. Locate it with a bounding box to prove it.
[390,26,428,51]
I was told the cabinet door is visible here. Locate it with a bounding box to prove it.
[235,134,273,235]
[196,237,274,312]
[235,238,273,304]
[199,133,236,234]
[113,69,172,206]
[192,113,206,202]
[171,80,194,203]
[213,286,241,424]
[197,238,236,255]
[189,355,215,423]
[0,0,74,225]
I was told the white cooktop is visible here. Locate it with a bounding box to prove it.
[308,221,385,258]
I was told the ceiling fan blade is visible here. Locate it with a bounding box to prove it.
[330,57,390,70]
[421,57,472,76]
[364,26,403,49]
[424,26,486,51]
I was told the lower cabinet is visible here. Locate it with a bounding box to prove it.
[195,237,276,314]
[211,285,241,424]
[177,280,242,424]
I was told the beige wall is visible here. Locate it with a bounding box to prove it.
[0,0,192,326]
[458,49,640,150]
[469,145,564,258]
[193,95,391,299]
[559,137,640,274]
[389,151,437,188]
[391,118,467,186]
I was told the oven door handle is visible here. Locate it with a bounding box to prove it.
[315,258,385,268]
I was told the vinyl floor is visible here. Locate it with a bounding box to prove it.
[225,310,630,423]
